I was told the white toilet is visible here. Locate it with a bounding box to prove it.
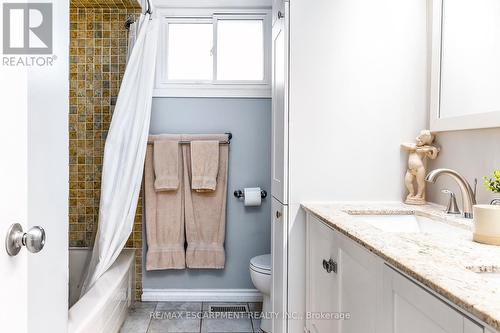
[250,254,272,333]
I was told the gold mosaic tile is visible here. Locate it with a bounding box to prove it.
[70,0,141,9]
[69,6,142,300]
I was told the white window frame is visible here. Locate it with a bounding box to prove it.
[154,8,272,98]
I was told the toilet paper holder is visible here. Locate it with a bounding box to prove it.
[234,189,268,199]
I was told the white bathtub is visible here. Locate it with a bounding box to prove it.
[68,248,135,333]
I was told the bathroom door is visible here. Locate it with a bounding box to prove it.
[0,1,69,332]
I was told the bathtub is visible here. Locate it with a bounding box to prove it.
[68,248,135,333]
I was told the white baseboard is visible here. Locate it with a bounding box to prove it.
[142,289,263,302]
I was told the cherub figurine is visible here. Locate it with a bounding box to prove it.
[401,130,440,205]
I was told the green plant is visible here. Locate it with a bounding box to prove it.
[484,170,500,194]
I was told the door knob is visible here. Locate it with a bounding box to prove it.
[5,223,46,256]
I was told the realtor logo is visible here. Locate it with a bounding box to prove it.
[2,3,53,54]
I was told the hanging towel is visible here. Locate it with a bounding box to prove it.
[145,139,186,270]
[190,140,220,192]
[183,134,229,269]
[153,140,180,191]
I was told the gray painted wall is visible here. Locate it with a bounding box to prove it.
[143,97,272,289]
[427,127,500,206]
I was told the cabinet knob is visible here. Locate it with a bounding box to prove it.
[322,258,337,274]
[278,11,285,19]
[276,211,282,219]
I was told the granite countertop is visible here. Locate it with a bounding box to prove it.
[301,202,500,331]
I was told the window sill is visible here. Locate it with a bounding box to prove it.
[153,86,272,98]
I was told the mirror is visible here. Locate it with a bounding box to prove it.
[430,0,500,131]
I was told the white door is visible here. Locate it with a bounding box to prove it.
[272,198,288,333]
[306,216,339,333]
[271,3,289,205]
[0,1,69,332]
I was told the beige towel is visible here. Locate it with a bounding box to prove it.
[183,134,229,269]
[190,140,219,191]
[145,141,185,270]
[153,140,179,191]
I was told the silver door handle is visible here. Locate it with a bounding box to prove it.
[5,223,46,256]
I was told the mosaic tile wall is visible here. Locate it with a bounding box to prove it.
[70,0,141,9]
[69,4,143,300]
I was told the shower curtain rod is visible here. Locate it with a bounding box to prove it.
[125,0,153,30]
[145,0,153,15]
[147,133,233,145]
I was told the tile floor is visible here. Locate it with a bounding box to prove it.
[120,302,264,333]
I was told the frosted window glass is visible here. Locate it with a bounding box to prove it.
[217,20,264,81]
[167,23,213,80]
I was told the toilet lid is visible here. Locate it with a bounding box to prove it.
[250,254,271,273]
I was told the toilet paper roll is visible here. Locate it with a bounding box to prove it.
[244,187,262,207]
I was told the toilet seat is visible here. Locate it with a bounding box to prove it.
[250,254,271,275]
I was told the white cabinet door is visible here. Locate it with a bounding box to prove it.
[464,319,484,333]
[306,215,339,333]
[272,198,288,333]
[382,265,481,333]
[272,0,286,26]
[338,235,381,333]
[271,4,289,204]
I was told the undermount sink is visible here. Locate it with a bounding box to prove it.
[349,213,457,233]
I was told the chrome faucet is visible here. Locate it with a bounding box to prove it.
[492,199,500,205]
[425,168,477,219]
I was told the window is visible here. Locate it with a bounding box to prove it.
[155,11,271,98]
[217,19,264,81]
[167,23,213,81]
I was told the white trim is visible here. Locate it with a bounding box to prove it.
[429,0,500,132]
[152,0,272,9]
[142,289,263,302]
[154,87,271,98]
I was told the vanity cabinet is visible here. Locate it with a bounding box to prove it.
[306,217,339,333]
[306,213,486,333]
[306,215,381,333]
[337,235,381,333]
[382,265,482,333]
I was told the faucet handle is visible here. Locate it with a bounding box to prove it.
[441,189,461,215]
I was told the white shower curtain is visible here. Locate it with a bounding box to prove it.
[126,21,137,63]
[81,13,159,295]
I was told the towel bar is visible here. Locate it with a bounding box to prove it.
[147,132,232,145]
